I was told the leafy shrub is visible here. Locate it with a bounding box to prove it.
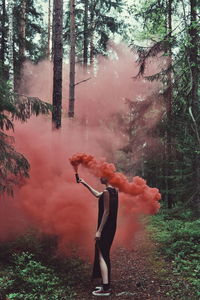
[0,251,76,300]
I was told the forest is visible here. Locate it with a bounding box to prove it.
[0,0,199,299]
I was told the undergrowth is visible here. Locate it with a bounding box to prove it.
[148,208,200,299]
[0,230,86,300]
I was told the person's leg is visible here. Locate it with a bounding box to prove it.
[92,248,111,296]
[99,249,109,290]
[99,249,109,285]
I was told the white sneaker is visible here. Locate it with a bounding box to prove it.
[92,289,111,296]
[95,286,103,291]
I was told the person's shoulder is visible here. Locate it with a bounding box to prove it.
[107,186,117,191]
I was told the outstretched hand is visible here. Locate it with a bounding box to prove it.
[78,178,85,184]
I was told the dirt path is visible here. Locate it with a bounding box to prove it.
[73,231,175,300]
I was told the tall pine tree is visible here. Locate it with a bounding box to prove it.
[52,0,63,128]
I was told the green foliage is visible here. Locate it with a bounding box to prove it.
[126,0,200,213]
[13,0,47,64]
[0,229,57,263]
[64,0,123,59]
[0,231,89,300]
[132,0,168,41]
[0,74,52,195]
[0,251,76,300]
[149,209,200,297]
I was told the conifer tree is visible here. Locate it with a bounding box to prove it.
[64,0,123,65]
[188,0,200,214]
[18,0,27,78]
[166,0,173,209]
[7,0,14,91]
[52,0,63,128]
[0,0,6,72]
[47,0,52,60]
[83,0,89,67]
[68,0,76,118]
[128,0,200,211]
[0,76,51,195]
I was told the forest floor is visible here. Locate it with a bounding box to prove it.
[0,223,198,300]
[73,229,196,300]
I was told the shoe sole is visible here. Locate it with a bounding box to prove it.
[92,291,111,296]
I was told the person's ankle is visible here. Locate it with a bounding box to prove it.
[103,283,110,291]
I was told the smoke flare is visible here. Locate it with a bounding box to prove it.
[69,153,161,215]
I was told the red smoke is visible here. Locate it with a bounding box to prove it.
[0,43,164,258]
[70,153,161,215]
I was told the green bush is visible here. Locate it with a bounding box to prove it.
[0,251,76,300]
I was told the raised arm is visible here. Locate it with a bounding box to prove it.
[79,178,102,198]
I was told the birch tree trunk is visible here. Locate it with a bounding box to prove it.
[52,0,63,128]
[0,0,6,71]
[68,0,76,118]
[7,0,14,91]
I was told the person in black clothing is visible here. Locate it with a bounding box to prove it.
[78,176,118,297]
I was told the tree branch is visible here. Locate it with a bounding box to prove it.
[74,77,91,86]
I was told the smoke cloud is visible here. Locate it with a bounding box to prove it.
[0,43,164,258]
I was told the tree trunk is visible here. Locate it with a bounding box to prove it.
[18,0,26,75]
[0,0,6,72]
[52,0,63,128]
[83,0,89,67]
[89,1,95,66]
[7,0,14,91]
[189,0,200,215]
[68,0,76,118]
[166,0,173,209]
[47,0,52,60]
[189,0,199,118]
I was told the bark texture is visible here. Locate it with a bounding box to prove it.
[18,0,26,70]
[52,0,63,128]
[0,0,6,71]
[7,0,14,91]
[83,0,89,67]
[166,0,173,209]
[189,0,200,215]
[47,0,52,60]
[68,0,76,118]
